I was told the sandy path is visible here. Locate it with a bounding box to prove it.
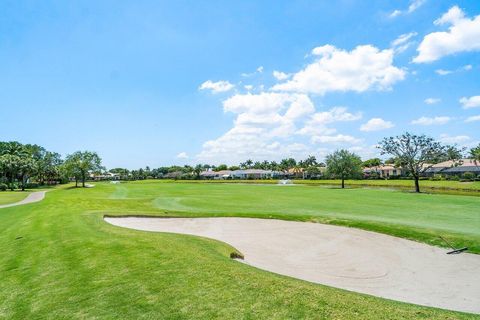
[0,191,46,209]
[104,217,480,314]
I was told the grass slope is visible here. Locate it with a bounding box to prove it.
[0,182,479,319]
[0,192,29,205]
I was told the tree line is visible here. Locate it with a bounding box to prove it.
[1,132,479,193]
[0,141,103,191]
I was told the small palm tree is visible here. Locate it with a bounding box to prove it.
[470,144,480,165]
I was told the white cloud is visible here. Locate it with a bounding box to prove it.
[199,80,234,93]
[256,66,264,73]
[273,70,290,80]
[176,152,188,159]
[408,0,426,13]
[414,6,480,63]
[424,98,441,104]
[360,118,394,132]
[272,45,405,95]
[298,107,362,137]
[460,96,480,109]
[435,64,473,76]
[389,0,426,18]
[389,10,402,18]
[391,32,417,53]
[439,134,470,144]
[197,92,316,163]
[311,134,362,144]
[435,69,453,76]
[411,116,451,125]
[465,115,480,123]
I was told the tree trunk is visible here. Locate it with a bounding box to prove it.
[21,175,25,191]
[75,179,78,188]
[341,177,345,189]
[414,176,420,193]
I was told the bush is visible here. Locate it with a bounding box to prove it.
[25,182,40,189]
[462,172,475,181]
[0,183,7,191]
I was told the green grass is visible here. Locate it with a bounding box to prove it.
[173,178,480,193]
[0,192,29,205]
[0,181,479,319]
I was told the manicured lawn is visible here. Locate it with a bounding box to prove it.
[0,192,29,205]
[0,181,479,319]
[175,178,480,193]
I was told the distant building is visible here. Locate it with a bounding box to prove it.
[425,159,480,176]
[200,170,233,179]
[363,165,404,178]
[200,169,280,180]
[231,169,279,179]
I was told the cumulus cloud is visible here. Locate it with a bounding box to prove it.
[199,80,234,93]
[272,70,290,80]
[460,96,480,109]
[176,152,189,159]
[196,92,316,163]
[272,45,405,95]
[297,107,362,136]
[465,115,480,123]
[411,116,451,125]
[424,98,441,104]
[414,6,480,63]
[439,134,470,144]
[360,118,394,132]
[389,0,426,18]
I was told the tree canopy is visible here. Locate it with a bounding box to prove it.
[378,132,462,192]
[325,150,363,188]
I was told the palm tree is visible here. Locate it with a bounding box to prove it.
[470,144,480,165]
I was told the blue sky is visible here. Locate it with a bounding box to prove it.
[0,0,479,168]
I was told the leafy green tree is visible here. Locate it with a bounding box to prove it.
[64,151,103,187]
[215,164,228,171]
[378,132,462,193]
[16,157,36,191]
[325,150,363,188]
[193,164,203,179]
[362,158,382,168]
[0,154,21,190]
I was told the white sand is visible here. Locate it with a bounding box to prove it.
[0,191,46,209]
[104,217,480,314]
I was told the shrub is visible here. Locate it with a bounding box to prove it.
[462,172,475,181]
[25,182,40,189]
[0,183,7,191]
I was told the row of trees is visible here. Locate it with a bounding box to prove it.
[0,141,103,190]
[2,132,479,192]
[326,132,478,192]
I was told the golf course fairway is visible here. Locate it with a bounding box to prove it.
[1,181,479,319]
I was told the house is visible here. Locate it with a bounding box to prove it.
[425,159,480,176]
[200,170,233,180]
[232,169,279,179]
[90,172,120,181]
[363,165,404,178]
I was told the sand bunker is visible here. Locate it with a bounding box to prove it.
[0,191,46,209]
[104,216,480,314]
